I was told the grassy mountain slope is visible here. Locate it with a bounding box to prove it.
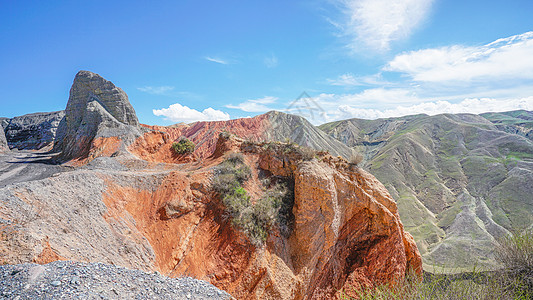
[319,112,533,271]
[481,110,533,141]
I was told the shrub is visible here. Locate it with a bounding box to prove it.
[212,153,251,190]
[349,151,364,166]
[496,230,533,293]
[171,138,195,154]
[212,154,293,246]
[298,146,316,161]
[496,230,533,274]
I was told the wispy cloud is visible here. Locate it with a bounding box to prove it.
[226,96,278,112]
[327,73,388,87]
[137,86,175,95]
[317,88,422,110]
[153,103,230,123]
[205,56,229,65]
[264,54,279,68]
[334,0,433,52]
[385,31,533,83]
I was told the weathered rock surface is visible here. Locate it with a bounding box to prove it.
[61,70,138,128]
[131,111,352,163]
[53,71,142,162]
[320,112,533,271]
[1,71,420,298]
[0,122,8,153]
[0,134,420,299]
[2,111,65,150]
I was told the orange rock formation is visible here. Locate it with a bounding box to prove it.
[121,131,421,299]
[3,116,420,299]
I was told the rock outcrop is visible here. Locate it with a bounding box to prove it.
[131,111,352,163]
[0,133,420,299]
[53,71,142,162]
[1,70,420,298]
[0,122,8,153]
[2,111,65,150]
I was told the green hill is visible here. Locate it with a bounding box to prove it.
[319,111,533,271]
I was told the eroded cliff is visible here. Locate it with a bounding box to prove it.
[0,70,420,299]
[0,132,420,299]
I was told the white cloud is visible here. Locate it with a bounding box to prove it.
[137,86,175,95]
[264,55,279,68]
[385,31,533,82]
[327,73,388,87]
[336,0,433,51]
[329,97,533,121]
[226,96,278,112]
[327,73,359,86]
[205,56,229,65]
[153,103,230,123]
[317,88,422,108]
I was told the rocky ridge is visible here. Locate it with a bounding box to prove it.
[131,111,352,164]
[481,110,533,141]
[0,70,421,299]
[2,111,65,150]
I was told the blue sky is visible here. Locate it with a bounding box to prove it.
[1,0,533,125]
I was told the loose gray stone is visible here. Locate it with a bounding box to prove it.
[50,280,61,287]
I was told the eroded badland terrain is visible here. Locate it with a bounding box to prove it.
[1,71,422,299]
[1,71,532,298]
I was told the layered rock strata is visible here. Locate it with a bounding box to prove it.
[131,111,352,163]
[2,111,65,150]
[53,71,142,162]
[0,132,421,299]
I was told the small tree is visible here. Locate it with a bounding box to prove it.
[171,138,195,154]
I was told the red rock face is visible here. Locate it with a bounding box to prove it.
[132,115,270,162]
[2,119,420,299]
[126,135,422,298]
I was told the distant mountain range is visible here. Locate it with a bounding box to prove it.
[320,110,533,271]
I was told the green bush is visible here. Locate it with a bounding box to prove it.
[212,153,293,246]
[171,138,195,154]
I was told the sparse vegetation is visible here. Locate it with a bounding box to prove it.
[496,229,533,293]
[212,153,293,246]
[299,145,316,161]
[262,140,318,161]
[349,151,363,166]
[171,138,195,154]
[341,230,533,299]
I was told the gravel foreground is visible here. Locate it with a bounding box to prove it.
[0,261,233,299]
